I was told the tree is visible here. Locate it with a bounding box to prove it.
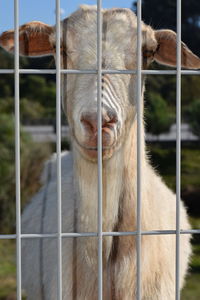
[0,48,56,124]
[145,92,174,135]
[133,0,200,56]
[187,99,200,138]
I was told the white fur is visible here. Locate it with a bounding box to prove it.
[20,6,192,300]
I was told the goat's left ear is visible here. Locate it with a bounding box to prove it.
[154,30,200,69]
[0,21,54,57]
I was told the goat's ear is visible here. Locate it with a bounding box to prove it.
[0,21,54,57]
[154,30,200,69]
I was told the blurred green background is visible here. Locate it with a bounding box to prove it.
[0,0,200,299]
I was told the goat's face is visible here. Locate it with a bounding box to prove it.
[62,7,158,161]
[1,5,200,162]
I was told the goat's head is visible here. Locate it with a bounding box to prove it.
[1,5,200,162]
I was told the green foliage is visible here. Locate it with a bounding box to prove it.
[186,99,200,137]
[19,75,56,122]
[20,75,56,107]
[0,113,51,234]
[148,144,200,193]
[0,114,17,233]
[145,73,175,105]
[145,92,174,135]
[0,97,46,122]
[0,48,56,124]
[182,77,200,106]
[20,98,46,121]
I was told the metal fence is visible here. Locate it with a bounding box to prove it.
[0,0,200,300]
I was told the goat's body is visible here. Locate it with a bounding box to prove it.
[22,145,191,300]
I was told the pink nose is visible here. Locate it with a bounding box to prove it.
[81,112,118,134]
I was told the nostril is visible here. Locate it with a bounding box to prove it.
[102,112,118,128]
[81,114,97,134]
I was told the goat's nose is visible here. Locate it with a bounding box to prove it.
[81,111,118,134]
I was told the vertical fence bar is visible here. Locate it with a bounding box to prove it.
[14,0,21,299]
[136,0,142,299]
[97,0,103,299]
[176,0,181,299]
[56,0,62,299]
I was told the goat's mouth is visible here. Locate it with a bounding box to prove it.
[81,145,116,161]
[74,137,117,161]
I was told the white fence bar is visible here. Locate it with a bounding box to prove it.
[1,229,200,240]
[136,0,142,299]
[56,0,62,299]
[14,0,21,299]
[1,69,200,75]
[97,1,103,299]
[176,0,181,299]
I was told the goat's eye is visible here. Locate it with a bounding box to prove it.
[143,49,155,59]
[52,45,67,56]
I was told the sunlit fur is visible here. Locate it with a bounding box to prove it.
[18,6,192,299]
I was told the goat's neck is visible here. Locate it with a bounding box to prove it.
[72,119,146,235]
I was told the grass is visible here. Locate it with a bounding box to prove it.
[182,242,200,299]
[182,273,200,300]
[0,240,16,300]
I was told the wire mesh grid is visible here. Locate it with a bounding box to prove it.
[0,0,199,299]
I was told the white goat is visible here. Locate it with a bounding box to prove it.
[1,5,200,300]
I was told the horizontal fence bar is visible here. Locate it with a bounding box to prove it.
[1,69,200,75]
[0,234,17,239]
[1,229,200,240]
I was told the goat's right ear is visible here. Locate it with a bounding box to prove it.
[154,29,200,69]
[0,21,54,57]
